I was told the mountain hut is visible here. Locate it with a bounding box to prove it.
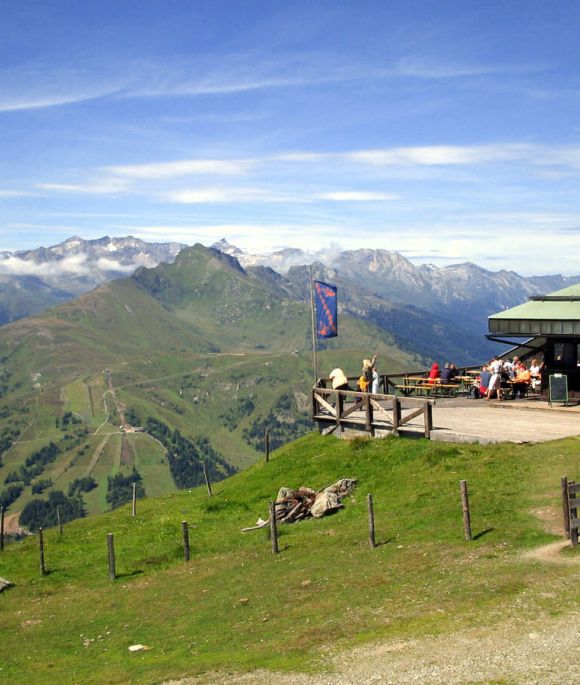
[488,283,580,398]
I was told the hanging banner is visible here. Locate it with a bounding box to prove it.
[314,280,338,338]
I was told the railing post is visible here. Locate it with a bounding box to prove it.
[336,391,344,432]
[424,401,432,439]
[365,394,374,434]
[57,505,63,535]
[392,397,400,435]
[132,482,137,517]
[265,429,270,463]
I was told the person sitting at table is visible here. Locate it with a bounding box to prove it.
[449,362,459,382]
[511,361,531,399]
[428,362,440,384]
[441,363,452,383]
[529,358,543,392]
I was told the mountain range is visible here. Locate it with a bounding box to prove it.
[2,236,578,336]
[3,235,580,522]
[0,243,418,522]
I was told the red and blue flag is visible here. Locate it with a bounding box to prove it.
[314,280,338,338]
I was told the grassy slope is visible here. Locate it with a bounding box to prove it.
[0,433,578,685]
[0,243,419,517]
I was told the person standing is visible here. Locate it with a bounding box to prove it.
[371,365,380,394]
[362,355,377,389]
[485,357,503,400]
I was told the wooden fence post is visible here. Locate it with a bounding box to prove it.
[182,520,190,562]
[132,482,137,517]
[202,463,213,497]
[57,506,63,535]
[107,532,116,581]
[269,501,279,554]
[460,480,472,541]
[392,397,400,436]
[365,395,374,434]
[336,391,344,431]
[0,506,4,551]
[424,402,433,439]
[569,480,578,547]
[265,429,270,463]
[561,476,570,539]
[367,493,376,549]
[38,527,46,576]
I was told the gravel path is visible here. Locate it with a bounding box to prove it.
[166,609,580,685]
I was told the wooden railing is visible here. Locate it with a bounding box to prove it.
[311,385,433,439]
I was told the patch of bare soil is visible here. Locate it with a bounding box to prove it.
[3,512,22,535]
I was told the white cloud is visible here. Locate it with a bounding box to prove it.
[315,191,398,201]
[346,144,532,167]
[106,159,252,180]
[0,253,90,276]
[161,187,286,204]
[95,256,156,272]
[37,179,133,194]
[0,64,124,113]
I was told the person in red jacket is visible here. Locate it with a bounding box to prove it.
[428,362,440,384]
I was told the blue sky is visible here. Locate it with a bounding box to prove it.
[2,0,580,275]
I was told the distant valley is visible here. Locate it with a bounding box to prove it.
[1,236,579,527]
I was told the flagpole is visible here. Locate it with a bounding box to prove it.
[309,265,319,385]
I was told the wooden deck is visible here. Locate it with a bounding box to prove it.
[315,393,580,444]
[408,399,580,444]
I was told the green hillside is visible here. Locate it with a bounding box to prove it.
[0,244,419,522]
[0,433,578,684]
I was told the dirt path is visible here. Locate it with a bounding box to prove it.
[82,434,111,478]
[166,610,579,685]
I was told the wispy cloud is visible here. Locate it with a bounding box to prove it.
[0,190,29,198]
[393,57,536,80]
[161,187,284,204]
[315,191,397,201]
[346,144,533,167]
[107,159,252,180]
[37,179,133,194]
[0,64,124,113]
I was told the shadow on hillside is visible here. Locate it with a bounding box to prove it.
[473,527,494,540]
[116,570,144,579]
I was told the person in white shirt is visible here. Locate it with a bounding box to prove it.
[485,357,503,401]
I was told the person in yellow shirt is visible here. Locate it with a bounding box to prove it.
[511,362,531,399]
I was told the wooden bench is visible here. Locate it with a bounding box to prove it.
[394,384,431,397]
[430,384,460,397]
